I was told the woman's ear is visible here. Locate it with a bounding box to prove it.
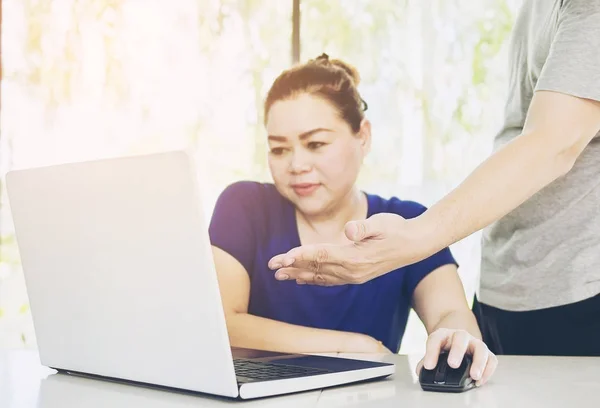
[358,119,372,155]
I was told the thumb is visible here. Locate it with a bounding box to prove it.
[415,358,425,376]
[344,219,373,242]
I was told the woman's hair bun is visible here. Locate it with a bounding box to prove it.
[313,53,360,85]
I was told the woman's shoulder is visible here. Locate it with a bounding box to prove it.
[210,181,291,247]
[213,181,290,226]
[365,192,428,220]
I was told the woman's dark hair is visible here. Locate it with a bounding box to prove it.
[264,53,368,133]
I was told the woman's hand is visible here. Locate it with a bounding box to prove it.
[416,328,498,387]
[343,333,394,354]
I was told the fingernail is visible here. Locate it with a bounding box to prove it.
[473,370,481,380]
[276,273,289,280]
[283,258,294,267]
[270,263,282,269]
[449,359,459,367]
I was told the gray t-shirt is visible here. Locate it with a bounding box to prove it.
[479,0,600,311]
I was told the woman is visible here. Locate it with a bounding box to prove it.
[209,54,496,386]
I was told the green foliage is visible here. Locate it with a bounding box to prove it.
[300,0,408,82]
[19,0,127,108]
[19,303,30,314]
[472,0,514,86]
[299,0,518,185]
[0,0,520,350]
[0,233,20,265]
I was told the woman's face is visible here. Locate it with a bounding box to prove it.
[266,93,371,216]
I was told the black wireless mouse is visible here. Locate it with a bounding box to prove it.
[419,351,475,393]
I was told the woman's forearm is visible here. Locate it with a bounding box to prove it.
[431,310,482,340]
[226,312,383,354]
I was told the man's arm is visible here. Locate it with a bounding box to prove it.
[269,2,600,286]
[411,91,600,264]
[269,91,600,285]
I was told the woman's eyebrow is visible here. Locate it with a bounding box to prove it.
[268,128,333,142]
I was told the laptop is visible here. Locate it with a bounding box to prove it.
[5,150,395,400]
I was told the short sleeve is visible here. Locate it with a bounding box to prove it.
[209,181,263,275]
[535,0,600,102]
[389,199,458,297]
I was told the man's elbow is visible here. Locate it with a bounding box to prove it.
[527,129,585,179]
[554,142,583,178]
[547,122,599,178]
[554,152,576,178]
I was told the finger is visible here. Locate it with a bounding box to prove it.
[286,245,335,272]
[274,268,346,286]
[468,340,490,381]
[415,358,424,376]
[268,253,291,270]
[447,330,471,368]
[345,220,372,242]
[423,329,450,370]
[477,353,498,387]
[269,245,323,270]
[269,247,323,271]
[274,268,317,282]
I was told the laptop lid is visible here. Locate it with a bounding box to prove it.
[6,151,239,398]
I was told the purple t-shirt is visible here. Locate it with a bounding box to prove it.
[209,182,457,352]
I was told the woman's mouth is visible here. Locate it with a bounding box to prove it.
[291,183,321,197]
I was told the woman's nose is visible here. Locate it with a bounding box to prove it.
[288,151,312,174]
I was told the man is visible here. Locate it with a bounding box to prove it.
[268,0,600,360]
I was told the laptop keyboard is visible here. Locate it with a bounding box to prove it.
[234,359,330,382]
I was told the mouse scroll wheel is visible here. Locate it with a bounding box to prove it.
[434,359,448,384]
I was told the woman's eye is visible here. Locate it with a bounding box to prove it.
[307,142,325,150]
[270,147,286,155]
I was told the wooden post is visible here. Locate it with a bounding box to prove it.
[292,0,300,64]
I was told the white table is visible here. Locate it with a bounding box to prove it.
[1,350,598,407]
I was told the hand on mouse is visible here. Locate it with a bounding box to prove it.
[416,328,498,387]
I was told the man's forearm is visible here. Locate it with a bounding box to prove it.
[410,91,600,262]
[412,130,576,260]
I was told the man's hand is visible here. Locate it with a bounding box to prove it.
[268,213,433,286]
[416,328,498,387]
